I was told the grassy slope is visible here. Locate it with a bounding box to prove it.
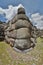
[0,42,12,65]
[0,37,43,65]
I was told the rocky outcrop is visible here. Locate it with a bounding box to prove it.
[5,7,36,52]
[0,22,5,41]
[39,30,43,38]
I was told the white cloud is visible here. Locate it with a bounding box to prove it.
[0,4,24,21]
[0,4,43,29]
[30,13,43,29]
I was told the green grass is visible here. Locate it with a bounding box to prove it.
[0,42,12,65]
[0,37,43,65]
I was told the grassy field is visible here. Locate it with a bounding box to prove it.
[0,37,43,65]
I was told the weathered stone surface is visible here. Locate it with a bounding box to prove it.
[15,20,32,29]
[16,28,31,38]
[0,24,5,41]
[11,14,29,24]
[10,38,15,47]
[17,7,25,14]
[7,30,17,39]
[5,35,10,44]
[30,38,36,43]
[9,24,15,30]
[14,39,31,51]
[39,30,43,38]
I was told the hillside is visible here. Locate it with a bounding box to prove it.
[0,37,43,65]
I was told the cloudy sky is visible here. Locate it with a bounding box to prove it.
[0,0,43,29]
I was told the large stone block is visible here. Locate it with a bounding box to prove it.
[15,20,32,29]
[11,14,29,24]
[16,28,31,38]
[14,39,31,51]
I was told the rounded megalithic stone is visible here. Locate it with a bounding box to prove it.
[14,38,31,51]
[17,7,25,14]
[15,20,32,29]
[16,28,31,39]
[11,14,29,24]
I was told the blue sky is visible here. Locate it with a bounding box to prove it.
[0,0,43,29]
[0,0,43,14]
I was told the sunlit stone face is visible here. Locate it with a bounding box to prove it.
[14,39,34,52]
